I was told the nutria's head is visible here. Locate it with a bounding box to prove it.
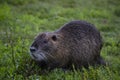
[29,32,67,68]
[30,32,58,60]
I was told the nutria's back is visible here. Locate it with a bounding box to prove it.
[29,20,105,70]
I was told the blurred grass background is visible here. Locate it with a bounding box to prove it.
[0,0,120,80]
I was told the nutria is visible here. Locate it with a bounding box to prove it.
[29,20,106,70]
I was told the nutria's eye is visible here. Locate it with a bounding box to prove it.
[43,40,47,43]
[52,35,57,41]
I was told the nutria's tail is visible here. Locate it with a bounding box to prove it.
[96,56,106,66]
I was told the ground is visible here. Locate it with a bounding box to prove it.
[0,0,120,80]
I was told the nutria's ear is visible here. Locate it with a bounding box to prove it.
[51,35,57,41]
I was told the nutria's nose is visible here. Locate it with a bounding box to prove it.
[30,47,36,52]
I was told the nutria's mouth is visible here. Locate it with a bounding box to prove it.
[30,51,47,62]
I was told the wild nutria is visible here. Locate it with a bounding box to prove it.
[29,20,106,70]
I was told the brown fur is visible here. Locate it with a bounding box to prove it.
[30,20,106,70]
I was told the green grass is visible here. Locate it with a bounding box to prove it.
[0,0,120,80]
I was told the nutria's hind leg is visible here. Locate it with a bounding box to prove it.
[96,56,106,66]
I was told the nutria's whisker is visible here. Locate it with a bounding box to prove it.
[44,53,56,60]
